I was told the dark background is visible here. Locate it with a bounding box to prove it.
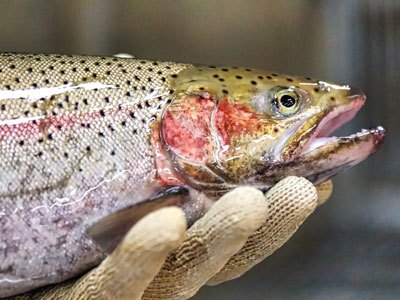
[0,0,399,299]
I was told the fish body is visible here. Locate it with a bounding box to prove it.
[0,53,384,297]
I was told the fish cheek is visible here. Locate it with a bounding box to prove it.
[214,134,270,183]
[211,99,274,182]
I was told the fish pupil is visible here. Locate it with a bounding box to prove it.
[280,95,296,107]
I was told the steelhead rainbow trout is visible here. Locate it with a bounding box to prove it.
[0,53,384,297]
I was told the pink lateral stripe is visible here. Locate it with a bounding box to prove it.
[0,108,134,142]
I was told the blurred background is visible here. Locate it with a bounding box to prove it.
[0,0,399,299]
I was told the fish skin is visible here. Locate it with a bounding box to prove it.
[0,53,190,297]
[0,53,384,297]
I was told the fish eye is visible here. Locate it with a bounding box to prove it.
[273,88,301,116]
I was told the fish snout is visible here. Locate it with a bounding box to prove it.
[347,85,366,107]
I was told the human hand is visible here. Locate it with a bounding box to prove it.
[13,177,332,300]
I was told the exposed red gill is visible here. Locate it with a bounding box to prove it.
[162,96,215,163]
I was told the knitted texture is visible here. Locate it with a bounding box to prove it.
[208,176,318,285]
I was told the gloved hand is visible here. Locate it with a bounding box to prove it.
[13,176,332,300]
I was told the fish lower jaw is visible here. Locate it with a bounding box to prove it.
[300,126,385,158]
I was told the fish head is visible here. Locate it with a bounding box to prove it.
[156,66,385,193]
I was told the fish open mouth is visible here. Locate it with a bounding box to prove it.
[300,96,384,157]
[281,93,385,185]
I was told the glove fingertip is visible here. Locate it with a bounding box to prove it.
[316,180,333,206]
[267,176,318,210]
[210,186,269,235]
[121,207,187,253]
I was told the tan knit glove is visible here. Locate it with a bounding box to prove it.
[13,177,332,300]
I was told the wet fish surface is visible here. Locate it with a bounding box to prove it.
[0,53,384,297]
